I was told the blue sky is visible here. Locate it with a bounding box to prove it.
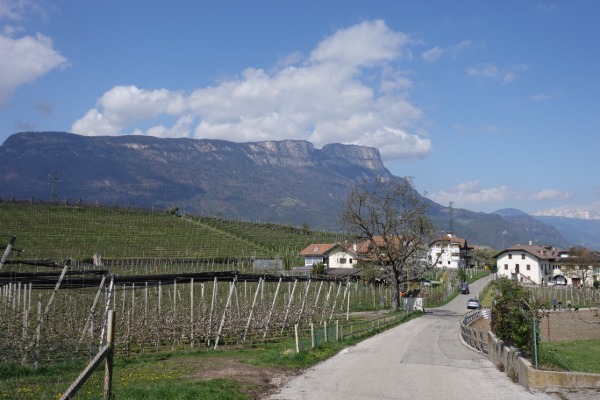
[1,0,599,218]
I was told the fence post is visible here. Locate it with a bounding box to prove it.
[104,310,115,400]
[294,324,299,353]
[310,323,315,349]
[0,236,16,272]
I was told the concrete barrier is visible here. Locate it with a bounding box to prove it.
[486,331,600,391]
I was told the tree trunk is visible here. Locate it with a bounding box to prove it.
[390,268,401,311]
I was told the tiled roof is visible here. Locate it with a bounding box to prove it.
[355,236,404,254]
[494,244,565,261]
[299,243,358,257]
[430,233,471,248]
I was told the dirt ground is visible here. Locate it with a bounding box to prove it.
[189,311,385,399]
[190,356,296,399]
[470,316,491,331]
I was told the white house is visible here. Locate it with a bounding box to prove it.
[494,243,567,285]
[428,233,472,269]
[300,243,358,269]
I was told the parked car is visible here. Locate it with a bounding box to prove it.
[460,282,470,294]
[467,298,481,309]
[554,276,567,286]
[421,279,432,287]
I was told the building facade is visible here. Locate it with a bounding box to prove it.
[300,243,358,269]
[428,233,472,269]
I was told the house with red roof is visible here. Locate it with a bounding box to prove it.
[428,233,473,269]
[299,243,359,269]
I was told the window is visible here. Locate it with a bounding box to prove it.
[526,265,530,271]
[521,254,526,260]
[504,265,508,270]
[340,258,347,264]
[508,254,512,259]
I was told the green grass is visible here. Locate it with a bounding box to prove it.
[0,201,347,264]
[538,339,600,373]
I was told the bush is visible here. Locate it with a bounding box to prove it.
[490,277,544,357]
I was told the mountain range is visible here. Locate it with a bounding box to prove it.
[1,131,598,250]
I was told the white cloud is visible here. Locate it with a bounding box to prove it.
[0,0,31,20]
[421,40,472,62]
[531,92,560,101]
[429,180,511,205]
[429,180,573,207]
[71,20,431,162]
[527,189,573,201]
[0,31,67,107]
[466,63,529,84]
[421,46,445,62]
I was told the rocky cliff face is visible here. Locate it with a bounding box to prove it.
[0,132,392,229]
[0,131,576,248]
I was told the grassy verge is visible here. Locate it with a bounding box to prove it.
[538,339,600,373]
[1,311,422,399]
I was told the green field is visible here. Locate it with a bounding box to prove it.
[0,201,349,266]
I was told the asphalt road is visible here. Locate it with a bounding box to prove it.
[267,276,558,400]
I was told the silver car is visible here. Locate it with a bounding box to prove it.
[467,298,481,309]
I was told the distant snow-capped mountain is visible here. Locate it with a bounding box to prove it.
[534,205,600,220]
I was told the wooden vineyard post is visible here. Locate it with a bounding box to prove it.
[294,324,299,353]
[214,276,237,349]
[104,310,115,400]
[144,282,148,321]
[296,279,312,325]
[190,278,194,348]
[207,277,217,346]
[0,236,16,272]
[346,283,351,321]
[328,283,342,322]
[310,281,324,322]
[281,279,298,334]
[79,276,106,346]
[33,294,41,368]
[99,276,115,349]
[30,262,69,368]
[173,279,177,315]
[130,283,135,325]
[310,322,315,349]
[263,277,282,340]
[233,279,241,333]
[243,278,263,343]
[320,283,333,324]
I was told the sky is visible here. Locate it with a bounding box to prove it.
[1,0,599,218]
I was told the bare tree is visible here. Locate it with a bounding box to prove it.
[470,246,497,270]
[340,177,437,311]
[562,246,599,287]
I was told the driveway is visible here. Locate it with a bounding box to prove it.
[267,276,558,400]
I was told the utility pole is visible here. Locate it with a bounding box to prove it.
[448,201,454,234]
[50,172,59,203]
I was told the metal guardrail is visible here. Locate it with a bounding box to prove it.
[460,308,490,354]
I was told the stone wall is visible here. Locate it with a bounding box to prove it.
[487,332,600,391]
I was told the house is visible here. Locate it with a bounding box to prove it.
[494,243,567,285]
[428,233,472,269]
[300,243,358,269]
